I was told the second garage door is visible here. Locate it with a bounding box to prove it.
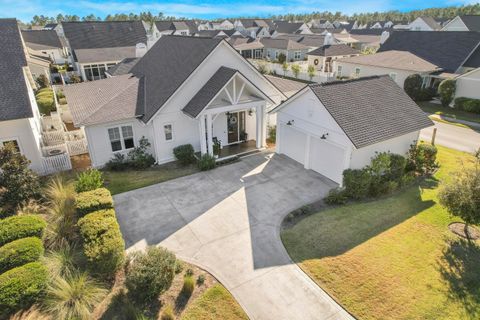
[281,124,307,164]
[309,137,346,183]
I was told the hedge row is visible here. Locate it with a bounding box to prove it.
[0,215,46,246]
[0,262,48,318]
[77,209,125,277]
[454,97,480,114]
[0,237,44,274]
[75,187,113,217]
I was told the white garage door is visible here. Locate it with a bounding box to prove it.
[309,137,346,183]
[281,124,307,164]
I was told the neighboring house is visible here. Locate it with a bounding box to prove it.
[231,38,264,59]
[155,21,192,36]
[270,75,433,184]
[442,15,480,32]
[273,34,338,51]
[378,31,480,86]
[307,44,360,73]
[309,19,335,29]
[21,30,68,64]
[273,21,312,35]
[260,38,309,61]
[61,21,148,81]
[455,68,480,100]
[214,20,234,30]
[408,17,441,31]
[63,36,286,168]
[234,19,275,36]
[347,29,385,50]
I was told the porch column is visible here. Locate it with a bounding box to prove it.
[256,104,266,148]
[198,115,207,155]
[206,113,213,155]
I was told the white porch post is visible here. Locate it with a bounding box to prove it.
[256,104,266,148]
[206,113,213,155]
[198,115,207,155]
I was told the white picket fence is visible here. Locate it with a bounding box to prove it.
[42,130,65,145]
[249,59,334,83]
[66,139,88,156]
[41,153,72,175]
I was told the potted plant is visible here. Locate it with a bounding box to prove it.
[240,131,248,141]
[213,140,221,158]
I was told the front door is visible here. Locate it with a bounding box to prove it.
[227,111,246,144]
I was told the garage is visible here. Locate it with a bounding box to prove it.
[271,76,434,185]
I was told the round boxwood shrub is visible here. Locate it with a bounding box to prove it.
[0,262,48,318]
[75,168,104,193]
[77,209,125,278]
[343,168,372,199]
[0,237,44,273]
[125,246,176,304]
[438,79,456,107]
[75,188,113,217]
[36,97,55,115]
[0,215,46,246]
[173,144,196,165]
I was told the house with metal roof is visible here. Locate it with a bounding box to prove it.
[63,35,286,167]
[270,75,433,184]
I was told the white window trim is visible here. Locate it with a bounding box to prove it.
[107,124,136,153]
[294,51,301,60]
[337,65,343,77]
[0,137,23,154]
[163,123,175,142]
[389,72,397,81]
[354,67,361,77]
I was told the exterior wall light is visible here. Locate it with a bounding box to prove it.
[286,120,294,126]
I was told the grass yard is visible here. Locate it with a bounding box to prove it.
[181,284,248,320]
[281,146,480,320]
[419,101,480,126]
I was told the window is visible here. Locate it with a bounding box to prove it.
[354,67,361,77]
[294,51,301,60]
[275,51,279,59]
[83,63,117,81]
[180,31,187,36]
[337,65,343,77]
[108,125,134,152]
[1,139,20,153]
[164,124,173,141]
[389,73,397,81]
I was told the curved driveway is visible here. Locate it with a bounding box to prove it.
[114,152,353,320]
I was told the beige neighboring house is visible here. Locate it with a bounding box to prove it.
[334,50,442,86]
[455,68,480,100]
[307,44,360,73]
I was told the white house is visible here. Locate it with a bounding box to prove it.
[408,17,441,31]
[442,15,480,32]
[21,30,68,64]
[334,50,442,86]
[270,75,433,184]
[307,42,360,73]
[63,36,286,168]
[455,68,480,100]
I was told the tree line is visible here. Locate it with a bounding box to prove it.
[28,3,479,26]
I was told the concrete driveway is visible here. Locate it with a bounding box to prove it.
[114,152,353,320]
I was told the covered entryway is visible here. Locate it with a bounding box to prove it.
[182,66,275,159]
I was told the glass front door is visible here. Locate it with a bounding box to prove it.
[227,111,246,144]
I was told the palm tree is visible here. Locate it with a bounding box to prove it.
[44,272,107,320]
[44,177,77,248]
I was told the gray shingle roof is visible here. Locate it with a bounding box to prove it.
[183,66,237,118]
[62,21,147,50]
[378,31,480,73]
[309,75,433,148]
[130,35,222,122]
[274,21,304,34]
[0,19,33,121]
[63,74,142,127]
[74,46,135,63]
[260,38,308,50]
[21,30,62,50]
[458,15,480,32]
[106,57,140,76]
[307,44,359,57]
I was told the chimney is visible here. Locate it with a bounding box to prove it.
[380,31,390,45]
[135,43,147,57]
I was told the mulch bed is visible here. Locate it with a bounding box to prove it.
[448,222,480,240]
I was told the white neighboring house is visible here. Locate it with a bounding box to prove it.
[63,36,286,168]
[21,30,68,64]
[455,68,480,100]
[270,76,433,184]
[307,42,360,73]
[442,15,480,32]
[334,50,442,87]
[408,17,441,31]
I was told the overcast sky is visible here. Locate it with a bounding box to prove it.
[0,0,477,22]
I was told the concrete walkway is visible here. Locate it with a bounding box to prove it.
[114,152,353,320]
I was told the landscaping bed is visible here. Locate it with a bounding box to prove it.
[419,101,480,126]
[281,146,480,320]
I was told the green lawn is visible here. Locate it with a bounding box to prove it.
[102,162,199,195]
[419,101,480,125]
[281,146,480,320]
[181,284,248,320]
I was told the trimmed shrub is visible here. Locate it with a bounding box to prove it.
[36,97,55,115]
[75,188,113,217]
[343,169,371,199]
[104,153,128,171]
[404,74,423,101]
[417,87,436,102]
[278,52,286,64]
[0,262,48,318]
[438,79,456,107]
[324,188,348,205]
[173,144,196,165]
[58,97,67,105]
[56,90,65,99]
[267,125,276,143]
[75,168,104,193]
[197,274,205,285]
[0,215,46,246]
[125,246,176,304]
[456,97,480,114]
[387,154,407,182]
[198,154,216,171]
[77,209,124,277]
[36,75,49,88]
[127,137,155,169]
[181,275,195,298]
[406,143,438,175]
[0,237,44,274]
